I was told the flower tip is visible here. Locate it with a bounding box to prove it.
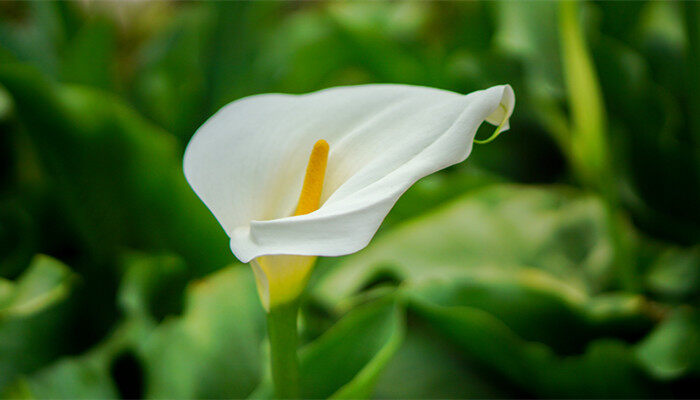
[474,103,510,145]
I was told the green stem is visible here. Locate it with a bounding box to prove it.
[266,301,301,399]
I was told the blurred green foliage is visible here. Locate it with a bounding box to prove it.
[0,1,698,398]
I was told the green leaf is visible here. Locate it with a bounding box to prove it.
[494,1,563,99]
[301,297,404,399]
[4,262,265,399]
[0,63,231,274]
[408,296,659,398]
[131,0,284,135]
[592,20,700,244]
[59,18,116,90]
[0,255,75,318]
[372,319,520,399]
[636,308,700,379]
[0,255,77,392]
[2,312,144,399]
[492,1,572,156]
[117,252,189,323]
[254,6,367,94]
[315,185,663,355]
[409,273,654,354]
[316,185,617,309]
[380,170,502,230]
[3,355,118,400]
[136,265,265,399]
[644,245,700,301]
[131,4,212,140]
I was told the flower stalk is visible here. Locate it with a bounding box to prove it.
[266,300,302,399]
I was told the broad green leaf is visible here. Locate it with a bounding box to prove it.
[408,273,654,354]
[117,252,188,323]
[593,19,700,244]
[0,64,231,274]
[137,265,265,399]
[2,314,146,399]
[0,255,75,318]
[380,170,501,230]
[301,297,404,399]
[316,185,616,309]
[324,2,426,85]
[4,261,264,399]
[0,256,77,392]
[644,245,700,301]
[636,308,700,379]
[494,1,563,99]
[408,296,660,398]
[131,4,211,140]
[372,319,519,399]
[596,1,646,43]
[327,304,404,399]
[255,6,368,94]
[492,1,572,158]
[59,18,116,90]
[202,2,286,112]
[307,171,501,295]
[314,185,663,354]
[4,355,118,400]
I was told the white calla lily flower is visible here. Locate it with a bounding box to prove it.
[184,83,514,309]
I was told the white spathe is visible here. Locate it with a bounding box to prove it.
[184,84,515,263]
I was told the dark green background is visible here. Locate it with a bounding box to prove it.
[0,1,698,398]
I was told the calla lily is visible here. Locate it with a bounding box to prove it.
[184,83,515,310]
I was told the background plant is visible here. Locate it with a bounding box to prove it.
[0,1,698,398]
